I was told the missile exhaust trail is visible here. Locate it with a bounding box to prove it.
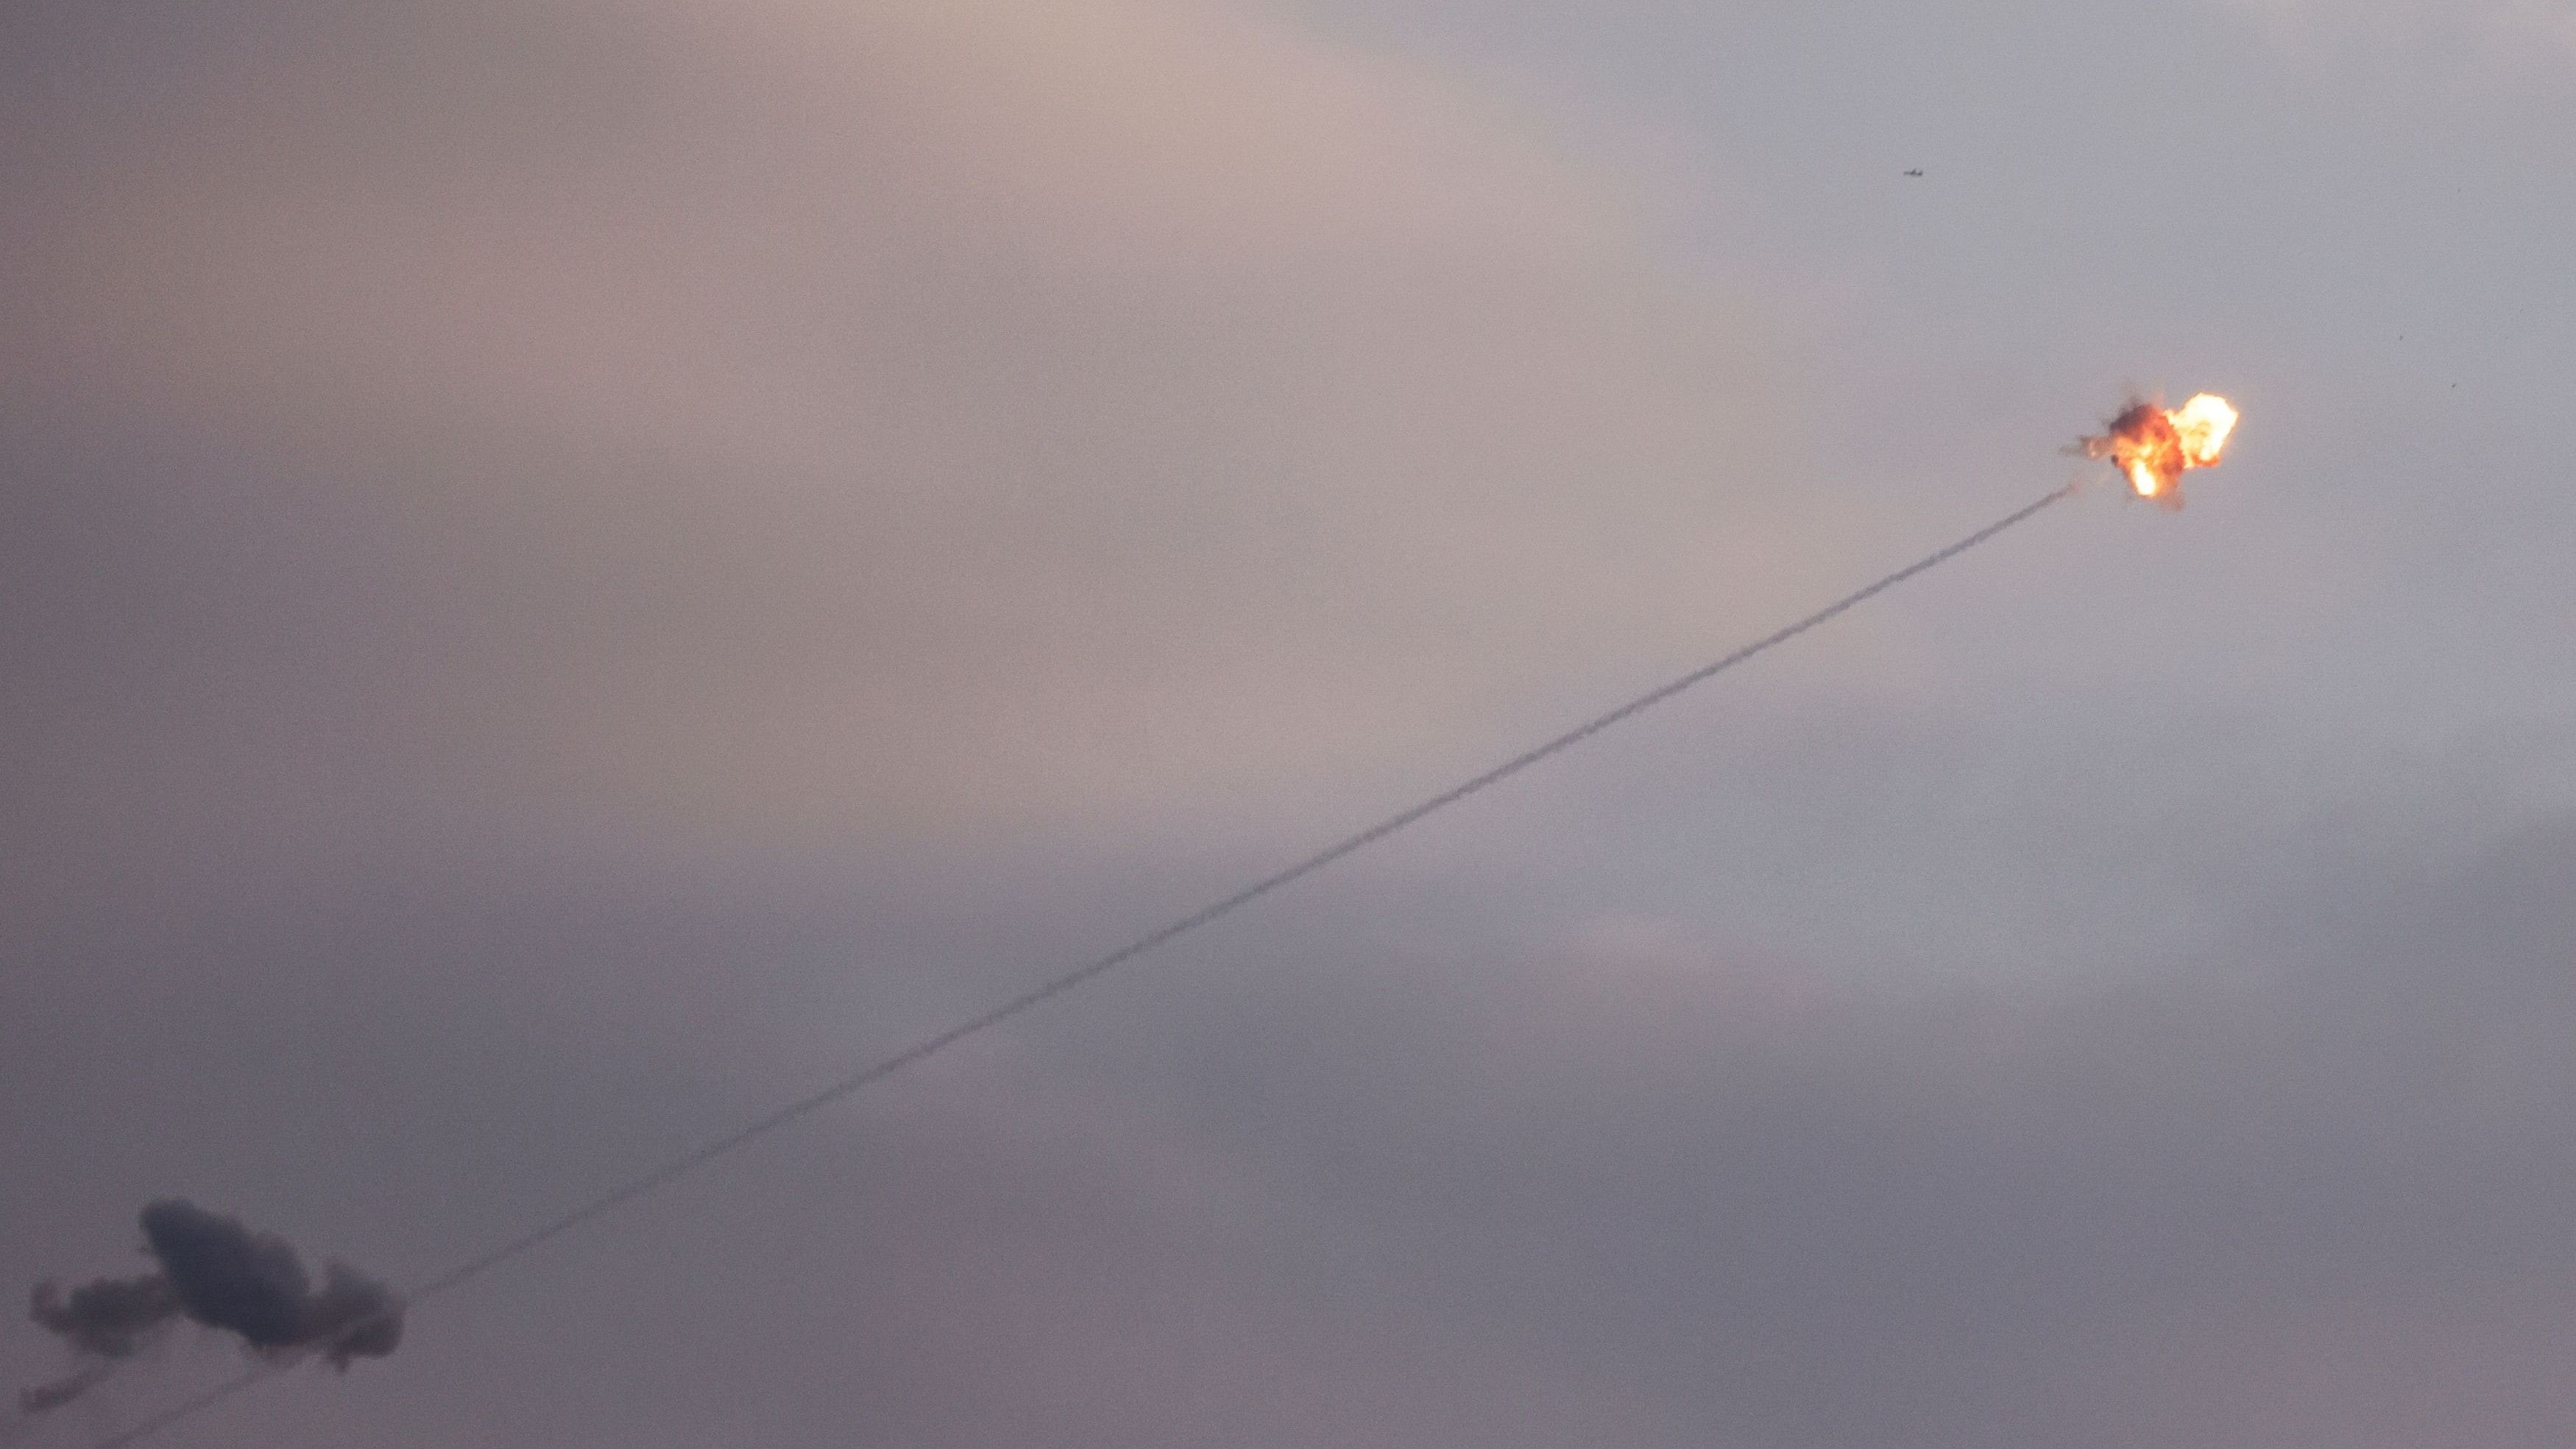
[79,481,2075,1449]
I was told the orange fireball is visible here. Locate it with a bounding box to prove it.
[2080,393,2237,509]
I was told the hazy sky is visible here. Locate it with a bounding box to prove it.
[5,1,2574,1445]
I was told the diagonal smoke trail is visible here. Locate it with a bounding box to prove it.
[85,483,2072,1449]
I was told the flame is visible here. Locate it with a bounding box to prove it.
[2170,392,2237,467]
[2080,392,2238,510]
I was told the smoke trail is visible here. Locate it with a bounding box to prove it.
[77,483,2074,1449]
[18,1200,403,1417]
[17,1364,112,1417]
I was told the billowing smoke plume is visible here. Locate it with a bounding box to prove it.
[18,1200,403,1415]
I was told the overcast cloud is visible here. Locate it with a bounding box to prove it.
[5,1,2573,1445]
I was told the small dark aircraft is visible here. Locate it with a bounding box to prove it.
[1902,168,1924,177]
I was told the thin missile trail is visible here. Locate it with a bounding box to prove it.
[81,482,2073,1449]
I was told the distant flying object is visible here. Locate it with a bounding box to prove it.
[1903,169,1923,177]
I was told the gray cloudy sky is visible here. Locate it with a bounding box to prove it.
[4,0,2574,1444]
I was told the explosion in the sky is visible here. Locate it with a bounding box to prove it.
[2079,393,2238,509]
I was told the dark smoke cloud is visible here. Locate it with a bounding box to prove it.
[302,1263,406,1367]
[28,1278,177,1360]
[18,1200,403,1415]
[138,1198,315,1350]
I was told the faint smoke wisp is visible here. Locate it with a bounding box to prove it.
[18,1200,403,1416]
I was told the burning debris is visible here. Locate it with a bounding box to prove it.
[2079,393,2238,509]
[18,1200,403,1416]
